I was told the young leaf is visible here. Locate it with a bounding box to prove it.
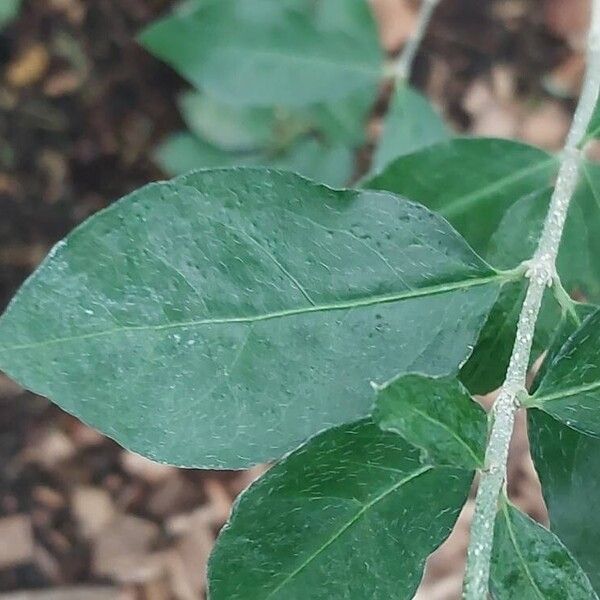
[491,501,598,599]
[364,138,557,255]
[208,419,473,600]
[140,0,383,107]
[0,169,507,469]
[373,374,486,469]
[372,85,448,174]
[529,410,600,592]
[529,309,600,437]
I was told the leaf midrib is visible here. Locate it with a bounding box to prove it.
[534,379,600,406]
[263,465,434,599]
[0,270,509,353]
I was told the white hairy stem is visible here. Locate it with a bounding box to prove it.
[462,1,600,597]
[391,0,440,81]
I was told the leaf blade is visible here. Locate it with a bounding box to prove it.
[0,169,504,468]
[208,420,472,599]
[373,374,486,469]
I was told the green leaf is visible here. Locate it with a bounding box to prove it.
[208,419,473,599]
[460,281,561,395]
[532,302,597,389]
[0,0,21,29]
[0,169,507,468]
[529,410,600,591]
[179,92,280,152]
[140,0,383,107]
[156,132,354,187]
[491,501,598,599]
[586,99,600,142]
[155,132,262,175]
[270,138,354,187]
[364,138,557,256]
[366,138,600,393]
[487,162,600,302]
[372,85,448,174]
[373,374,486,469]
[530,309,600,437]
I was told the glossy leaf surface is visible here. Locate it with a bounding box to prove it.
[0,169,505,468]
[372,85,448,174]
[209,420,472,599]
[140,0,383,107]
[531,309,600,437]
[373,374,486,469]
[365,138,557,255]
[529,410,600,592]
[491,501,598,599]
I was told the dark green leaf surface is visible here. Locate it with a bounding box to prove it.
[364,138,557,255]
[372,85,448,174]
[209,420,472,599]
[586,99,600,141]
[0,169,506,468]
[140,0,383,107]
[487,162,600,302]
[367,138,600,393]
[529,410,600,592]
[373,374,486,469]
[491,501,598,599]
[460,281,560,394]
[531,309,600,437]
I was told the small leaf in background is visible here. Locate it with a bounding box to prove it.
[371,85,448,174]
[155,132,354,187]
[0,169,506,468]
[530,309,600,437]
[155,132,262,175]
[179,92,279,152]
[208,420,473,600]
[139,0,383,107]
[529,410,600,593]
[364,138,557,255]
[491,501,598,599]
[0,0,21,29]
[373,374,486,469]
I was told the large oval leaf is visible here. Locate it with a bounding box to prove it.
[209,420,472,599]
[0,169,506,468]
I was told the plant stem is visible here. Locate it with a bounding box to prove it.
[391,0,440,82]
[462,2,600,598]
